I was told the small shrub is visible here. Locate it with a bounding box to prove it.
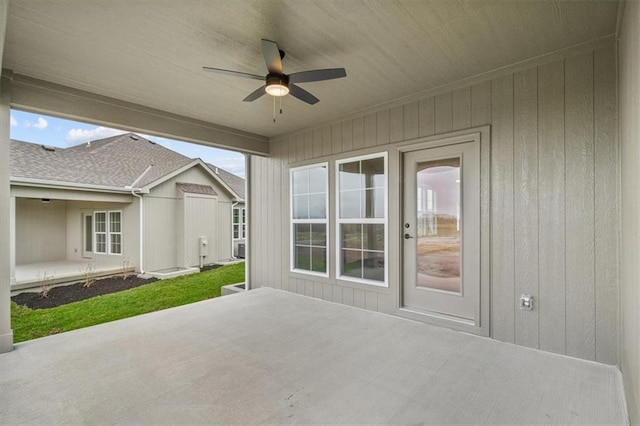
[120,259,134,280]
[38,272,55,298]
[80,263,96,288]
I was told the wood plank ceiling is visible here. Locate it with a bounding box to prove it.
[3,0,619,139]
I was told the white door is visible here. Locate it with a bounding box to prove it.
[82,212,94,259]
[402,141,480,323]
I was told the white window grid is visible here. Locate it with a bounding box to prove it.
[93,210,122,255]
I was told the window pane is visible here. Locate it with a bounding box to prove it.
[293,194,309,219]
[362,224,384,251]
[109,212,121,233]
[311,247,326,273]
[294,223,311,245]
[339,161,361,191]
[362,188,384,218]
[339,190,361,218]
[233,208,239,224]
[233,225,239,239]
[363,251,385,281]
[96,234,106,253]
[308,166,327,193]
[292,169,309,195]
[361,157,384,188]
[341,250,362,278]
[310,224,326,246]
[308,194,326,219]
[295,245,311,270]
[111,234,122,254]
[95,213,106,232]
[84,215,92,252]
[341,224,362,249]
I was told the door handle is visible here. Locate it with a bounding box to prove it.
[404,233,414,240]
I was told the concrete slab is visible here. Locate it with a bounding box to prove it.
[0,288,628,424]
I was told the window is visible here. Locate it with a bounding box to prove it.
[94,210,122,255]
[336,153,387,286]
[290,163,328,276]
[233,207,246,240]
[109,211,122,254]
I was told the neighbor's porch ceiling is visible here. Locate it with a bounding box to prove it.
[3,0,619,140]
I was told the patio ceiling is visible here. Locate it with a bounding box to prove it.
[3,0,619,142]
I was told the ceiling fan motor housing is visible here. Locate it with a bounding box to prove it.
[265,73,290,96]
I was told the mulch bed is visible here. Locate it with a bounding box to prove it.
[12,275,158,310]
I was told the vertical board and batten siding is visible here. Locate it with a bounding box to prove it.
[250,46,618,364]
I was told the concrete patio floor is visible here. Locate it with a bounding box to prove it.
[0,288,628,424]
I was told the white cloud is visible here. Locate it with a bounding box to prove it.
[66,126,126,145]
[212,157,245,177]
[10,115,17,127]
[25,117,48,129]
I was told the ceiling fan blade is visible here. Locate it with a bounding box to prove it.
[261,39,283,74]
[288,68,347,84]
[243,85,266,102]
[289,84,319,105]
[203,67,264,81]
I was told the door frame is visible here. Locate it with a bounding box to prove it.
[395,126,491,337]
[82,211,94,259]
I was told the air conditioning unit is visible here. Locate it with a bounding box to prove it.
[237,243,245,259]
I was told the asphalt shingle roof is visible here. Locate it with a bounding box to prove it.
[10,133,244,199]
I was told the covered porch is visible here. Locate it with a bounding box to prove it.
[0,288,628,424]
[12,260,132,293]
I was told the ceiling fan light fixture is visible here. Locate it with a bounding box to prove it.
[265,81,289,97]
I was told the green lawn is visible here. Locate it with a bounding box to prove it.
[11,262,245,343]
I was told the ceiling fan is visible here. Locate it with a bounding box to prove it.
[203,39,346,105]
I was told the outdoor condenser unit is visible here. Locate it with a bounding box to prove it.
[237,243,245,259]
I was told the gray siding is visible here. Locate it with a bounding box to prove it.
[251,45,619,364]
[144,164,233,271]
[15,198,67,264]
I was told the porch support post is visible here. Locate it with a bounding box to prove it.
[245,154,251,290]
[0,74,14,353]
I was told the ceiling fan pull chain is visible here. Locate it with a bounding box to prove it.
[280,95,283,115]
[273,96,276,123]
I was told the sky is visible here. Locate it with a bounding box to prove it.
[9,110,246,177]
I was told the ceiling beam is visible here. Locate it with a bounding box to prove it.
[5,72,270,156]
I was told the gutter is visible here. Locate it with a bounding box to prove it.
[11,177,144,193]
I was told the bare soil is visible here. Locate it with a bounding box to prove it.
[12,275,159,310]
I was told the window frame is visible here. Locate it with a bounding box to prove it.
[93,210,123,256]
[289,162,329,278]
[108,210,123,255]
[233,207,246,240]
[335,152,389,287]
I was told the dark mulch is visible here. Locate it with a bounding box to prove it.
[12,275,158,310]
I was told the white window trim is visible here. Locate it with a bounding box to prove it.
[233,207,246,240]
[108,210,123,255]
[93,210,123,256]
[335,152,389,287]
[290,162,329,278]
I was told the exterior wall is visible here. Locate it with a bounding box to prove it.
[619,1,640,422]
[144,165,234,271]
[182,195,217,267]
[15,198,67,264]
[65,200,138,270]
[251,44,619,364]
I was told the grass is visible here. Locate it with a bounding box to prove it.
[11,262,245,343]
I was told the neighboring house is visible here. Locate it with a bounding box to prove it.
[207,163,246,259]
[9,133,245,289]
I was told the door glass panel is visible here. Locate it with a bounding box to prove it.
[84,215,92,252]
[415,157,461,293]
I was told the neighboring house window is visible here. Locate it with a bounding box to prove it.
[336,153,387,286]
[109,211,122,254]
[233,207,246,240]
[94,210,122,255]
[94,212,107,254]
[290,163,328,276]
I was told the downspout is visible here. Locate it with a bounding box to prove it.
[131,190,144,274]
[230,201,239,260]
[126,165,153,275]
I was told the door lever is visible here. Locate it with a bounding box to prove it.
[404,233,414,240]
